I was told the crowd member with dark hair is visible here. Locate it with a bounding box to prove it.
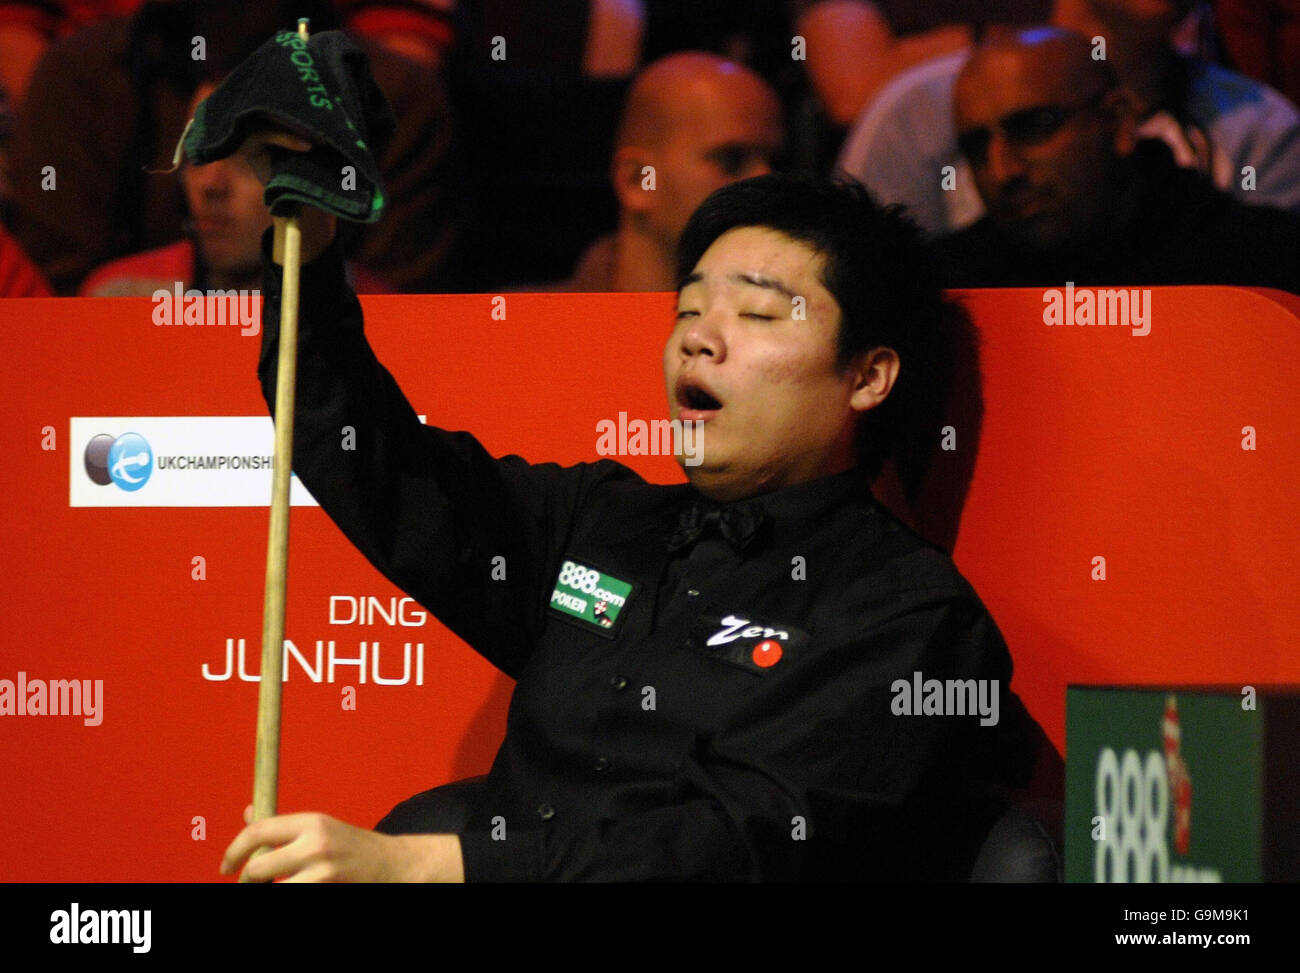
[936,28,1300,291]
[674,175,945,485]
[216,95,1052,878]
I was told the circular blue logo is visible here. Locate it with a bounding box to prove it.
[106,432,153,491]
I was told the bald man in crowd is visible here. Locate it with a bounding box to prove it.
[934,28,1300,291]
[547,52,785,292]
[837,0,1300,237]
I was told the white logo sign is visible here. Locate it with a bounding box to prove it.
[706,614,789,647]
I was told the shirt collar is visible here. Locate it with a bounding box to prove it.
[686,466,874,535]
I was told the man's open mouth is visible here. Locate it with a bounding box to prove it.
[676,377,723,420]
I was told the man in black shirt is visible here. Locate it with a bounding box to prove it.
[221,172,1048,882]
[937,28,1300,293]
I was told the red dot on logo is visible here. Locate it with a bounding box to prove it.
[752,640,782,667]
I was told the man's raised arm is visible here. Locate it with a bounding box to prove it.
[256,215,602,679]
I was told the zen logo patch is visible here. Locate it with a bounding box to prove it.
[548,559,634,637]
[688,613,810,673]
[706,614,790,647]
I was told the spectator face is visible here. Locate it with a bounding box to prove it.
[619,58,784,254]
[954,41,1131,252]
[182,86,273,284]
[653,92,782,248]
[665,226,872,499]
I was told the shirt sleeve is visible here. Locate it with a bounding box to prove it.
[1191,63,1300,216]
[834,50,971,238]
[460,581,1039,881]
[257,238,604,678]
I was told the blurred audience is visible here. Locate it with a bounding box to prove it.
[78,84,387,296]
[543,52,783,292]
[340,0,454,67]
[0,222,50,295]
[0,1,137,110]
[454,0,640,77]
[1213,0,1300,107]
[837,0,1300,236]
[795,0,1051,127]
[1,0,1298,297]
[4,0,459,294]
[448,1,799,289]
[0,0,454,110]
[934,28,1300,292]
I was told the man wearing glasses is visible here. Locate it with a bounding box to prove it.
[935,28,1299,292]
[836,0,1300,237]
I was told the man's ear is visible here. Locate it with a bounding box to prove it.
[1103,87,1140,158]
[611,145,656,215]
[848,346,900,413]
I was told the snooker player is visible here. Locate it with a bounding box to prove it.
[219,128,1049,881]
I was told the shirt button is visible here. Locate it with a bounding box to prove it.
[593,757,610,772]
[686,589,700,598]
[609,675,628,691]
[536,803,555,821]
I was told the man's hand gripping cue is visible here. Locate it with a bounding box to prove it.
[222,805,465,883]
[231,128,339,264]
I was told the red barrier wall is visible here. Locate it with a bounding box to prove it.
[2,286,1296,880]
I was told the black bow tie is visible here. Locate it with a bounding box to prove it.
[667,500,767,554]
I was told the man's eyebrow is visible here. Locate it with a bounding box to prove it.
[676,271,796,298]
[731,272,795,299]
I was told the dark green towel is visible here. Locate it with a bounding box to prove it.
[183,28,395,222]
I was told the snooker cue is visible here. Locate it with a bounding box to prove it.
[243,16,312,881]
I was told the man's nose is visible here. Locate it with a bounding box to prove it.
[191,163,233,197]
[680,311,725,360]
[985,132,1028,186]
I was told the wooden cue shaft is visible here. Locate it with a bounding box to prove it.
[244,16,311,881]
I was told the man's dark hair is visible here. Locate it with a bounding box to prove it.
[675,174,948,483]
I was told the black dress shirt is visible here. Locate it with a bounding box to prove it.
[258,243,1041,881]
